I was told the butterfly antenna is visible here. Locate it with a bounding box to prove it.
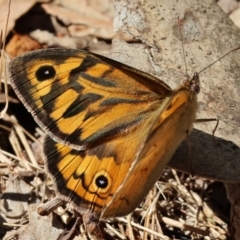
[178,15,189,79]
[198,46,240,74]
[0,30,2,50]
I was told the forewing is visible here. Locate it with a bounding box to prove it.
[9,48,172,150]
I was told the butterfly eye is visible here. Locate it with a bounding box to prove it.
[35,65,56,81]
[191,83,200,94]
[190,72,200,94]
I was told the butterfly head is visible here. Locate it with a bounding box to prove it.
[183,72,200,95]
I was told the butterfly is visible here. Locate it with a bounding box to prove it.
[9,48,199,221]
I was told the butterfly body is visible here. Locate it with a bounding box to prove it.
[9,48,199,220]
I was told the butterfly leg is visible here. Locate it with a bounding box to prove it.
[195,118,219,141]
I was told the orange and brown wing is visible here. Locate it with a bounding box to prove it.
[44,109,159,216]
[9,48,172,150]
[44,86,197,219]
[101,86,197,219]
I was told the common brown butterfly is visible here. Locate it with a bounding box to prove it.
[9,48,199,220]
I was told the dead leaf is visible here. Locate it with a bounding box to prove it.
[0,0,50,36]
[41,1,115,39]
[6,34,41,58]
[30,29,77,49]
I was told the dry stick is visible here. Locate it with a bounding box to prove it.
[161,216,210,236]
[0,148,23,163]
[146,190,162,239]
[6,114,40,143]
[118,217,170,240]
[138,187,160,238]
[195,180,207,227]
[37,197,63,215]
[117,222,126,238]
[1,0,10,52]
[0,114,40,144]
[142,194,152,240]
[0,0,11,118]
[126,215,134,240]
[0,123,11,132]
[11,115,39,168]
[106,223,125,239]
[9,131,32,171]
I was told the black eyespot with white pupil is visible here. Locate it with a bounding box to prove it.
[35,65,56,81]
[95,175,108,189]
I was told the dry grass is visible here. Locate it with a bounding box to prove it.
[0,120,230,239]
